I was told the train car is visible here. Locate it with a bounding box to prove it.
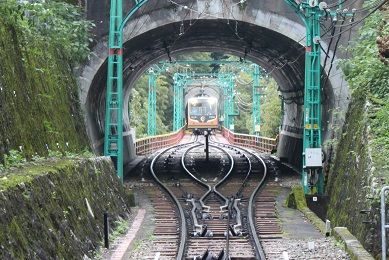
[187,96,218,130]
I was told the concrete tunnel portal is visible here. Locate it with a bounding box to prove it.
[80,1,350,171]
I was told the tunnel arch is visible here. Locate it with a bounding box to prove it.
[80,1,349,169]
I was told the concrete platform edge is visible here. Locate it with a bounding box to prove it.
[333,227,374,260]
[298,205,373,260]
[292,187,374,260]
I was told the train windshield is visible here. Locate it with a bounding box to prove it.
[189,99,217,116]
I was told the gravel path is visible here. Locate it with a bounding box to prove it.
[122,184,156,260]
[261,173,350,260]
[263,237,350,259]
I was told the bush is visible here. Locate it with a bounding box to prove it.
[0,0,94,64]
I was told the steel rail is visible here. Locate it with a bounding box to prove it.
[149,138,198,260]
[181,143,234,211]
[210,137,267,259]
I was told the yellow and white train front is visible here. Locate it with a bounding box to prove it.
[187,97,218,129]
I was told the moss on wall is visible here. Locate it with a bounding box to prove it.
[326,90,384,257]
[0,157,132,259]
[0,13,89,163]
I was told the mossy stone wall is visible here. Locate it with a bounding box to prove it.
[0,16,88,162]
[326,91,380,257]
[0,157,132,259]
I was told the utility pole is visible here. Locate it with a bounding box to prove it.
[284,0,354,194]
[282,0,324,194]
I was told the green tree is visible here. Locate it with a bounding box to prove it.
[260,78,281,138]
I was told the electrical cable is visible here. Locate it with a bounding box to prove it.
[323,0,388,40]
[320,21,337,86]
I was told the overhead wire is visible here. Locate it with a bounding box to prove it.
[322,19,345,89]
[322,0,388,39]
[152,0,386,101]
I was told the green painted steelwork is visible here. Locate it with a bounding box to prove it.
[283,0,354,194]
[105,0,150,182]
[170,72,238,131]
[146,63,171,135]
[252,64,262,135]
[283,0,324,194]
[173,74,186,131]
[147,71,157,136]
[150,61,254,133]
[159,60,249,66]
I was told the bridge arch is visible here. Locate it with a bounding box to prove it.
[80,0,349,169]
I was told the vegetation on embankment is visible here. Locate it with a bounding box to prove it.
[0,0,94,166]
[0,157,134,259]
[326,2,389,258]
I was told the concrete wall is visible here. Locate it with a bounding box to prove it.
[0,157,133,259]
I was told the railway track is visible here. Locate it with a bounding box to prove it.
[146,138,199,259]
[210,138,283,259]
[136,135,282,259]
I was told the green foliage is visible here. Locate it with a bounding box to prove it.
[338,3,389,180]
[340,6,389,98]
[110,218,129,241]
[0,0,91,164]
[370,100,389,179]
[234,71,253,134]
[0,0,94,64]
[3,150,26,168]
[260,78,281,137]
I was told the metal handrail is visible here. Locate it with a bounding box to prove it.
[135,127,185,155]
[381,186,389,260]
[221,127,277,153]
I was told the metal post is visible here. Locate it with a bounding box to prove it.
[223,84,229,129]
[105,0,151,182]
[283,0,324,194]
[182,85,185,127]
[104,0,124,182]
[173,75,180,131]
[104,212,109,249]
[302,4,323,195]
[205,131,209,161]
[381,186,389,260]
[147,72,157,136]
[229,77,235,130]
[252,64,261,135]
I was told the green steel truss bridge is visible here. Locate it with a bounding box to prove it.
[145,61,264,136]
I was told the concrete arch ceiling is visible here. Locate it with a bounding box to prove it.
[81,0,349,168]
